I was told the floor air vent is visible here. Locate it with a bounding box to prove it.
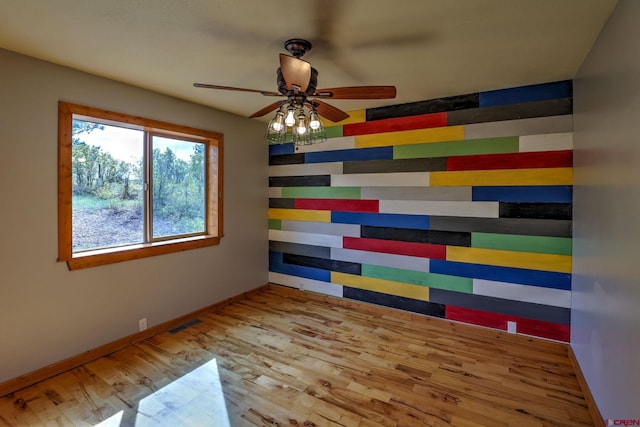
[168,318,202,334]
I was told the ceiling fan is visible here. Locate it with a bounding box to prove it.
[193,38,397,124]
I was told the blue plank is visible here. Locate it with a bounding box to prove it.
[473,186,573,203]
[429,260,571,290]
[332,211,430,230]
[479,80,572,107]
[269,143,295,156]
[305,147,393,164]
[269,251,330,282]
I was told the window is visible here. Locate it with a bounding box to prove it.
[58,102,223,270]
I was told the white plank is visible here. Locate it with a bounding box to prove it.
[361,186,472,201]
[269,187,282,198]
[269,162,343,177]
[331,247,429,272]
[379,200,499,218]
[519,132,573,152]
[268,272,344,297]
[473,279,571,308]
[294,136,356,153]
[332,172,429,187]
[281,220,361,237]
[268,229,343,248]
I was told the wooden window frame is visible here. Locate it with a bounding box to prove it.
[58,101,223,270]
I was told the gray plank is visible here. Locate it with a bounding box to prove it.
[281,220,361,237]
[268,241,330,258]
[447,98,572,126]
[429,216,572,237]
[464,115,573,140]
[360,186,472,201]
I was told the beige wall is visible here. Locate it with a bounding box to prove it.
[573,0,640,418]
[0,49,267,383]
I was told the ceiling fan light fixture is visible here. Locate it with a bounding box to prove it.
[269,108,286,132]
[307,122,327,145]
[265,100,327,146]
[265,126,286,145]
[265,107,287,145]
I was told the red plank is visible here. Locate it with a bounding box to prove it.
[445,305,569,342]
[343,112,448,136]
[446,150,573,171]
[295,198,379,212]
[445,305,505,328]
[516,318,570,342]
[343,237,446,259]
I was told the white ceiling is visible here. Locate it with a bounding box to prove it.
[0,0,617,122]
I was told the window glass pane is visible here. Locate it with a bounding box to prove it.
[151,136,206,239]
[72,120,144,251]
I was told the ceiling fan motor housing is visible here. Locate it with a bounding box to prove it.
[277,67,318,96]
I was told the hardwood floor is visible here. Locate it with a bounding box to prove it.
[0,285,593,426]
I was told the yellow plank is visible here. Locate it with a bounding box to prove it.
[430,168,573,187]
[322,109,366,126]
[355,126,464,148]
[267,208,331,223]
[331,272,430,301]
[446,246,572,273]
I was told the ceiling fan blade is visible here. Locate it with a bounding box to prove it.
[248,101,284,119]
[314,86,397,99]
[279,54,311,92]
[193,83,280,97]
[313,100,350,123]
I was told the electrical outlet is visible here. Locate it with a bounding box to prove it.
[139,318,148,331]
[507,321,517,334]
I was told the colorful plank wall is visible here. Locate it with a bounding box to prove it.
[268,80,573,342]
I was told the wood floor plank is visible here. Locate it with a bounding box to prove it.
[0,285,594,426]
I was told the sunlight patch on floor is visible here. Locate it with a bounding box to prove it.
[94,358,230,426]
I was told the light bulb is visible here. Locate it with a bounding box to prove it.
[284,108,295,127]
[272,110,285,131]
[309,110,321,130]
[268,110,285,133]
[296,111,307,135]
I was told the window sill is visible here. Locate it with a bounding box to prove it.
[61,235,222,270]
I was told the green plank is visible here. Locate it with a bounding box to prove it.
[471,232,572,255]
[393,136,519,159]
[362,264,473,293]
[282,186,361,199]
[325,125,343,139]
[268,219,282,230]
